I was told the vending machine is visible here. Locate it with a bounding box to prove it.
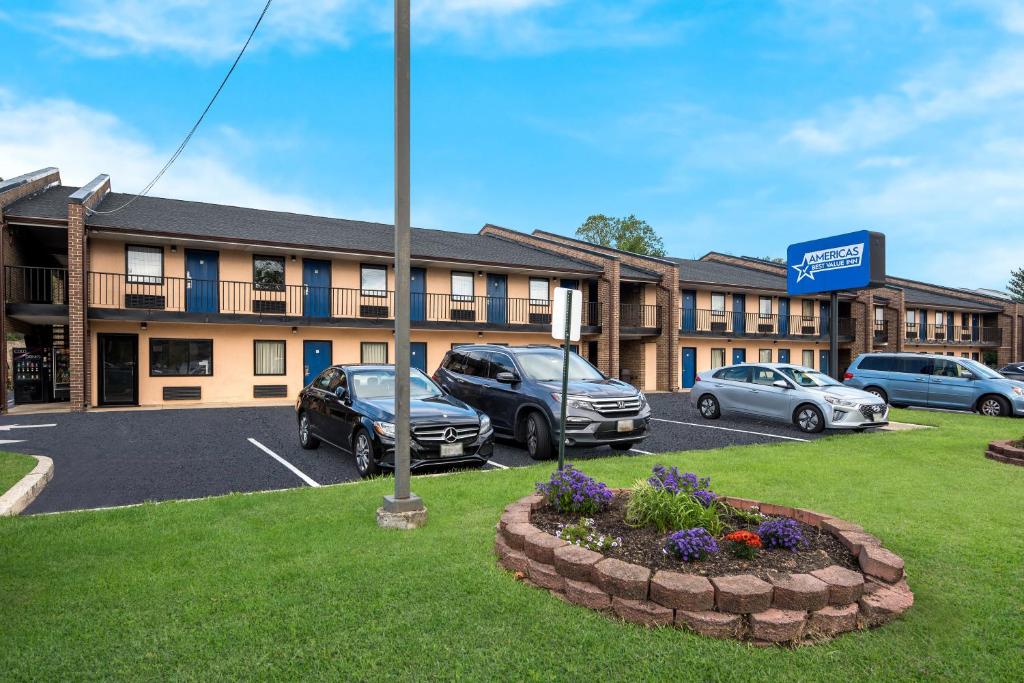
[12,348,52,404]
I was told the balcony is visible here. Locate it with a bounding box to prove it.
[620,303,662,332]
[680,309,854,340]
[4,266,69,324]
[86,272,603,331]
[904,323,1001,347]
[873,321,889,344]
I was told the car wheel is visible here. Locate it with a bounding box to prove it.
[298,412,320,450]
[353,428,381,478]
[609,442,635,451]
[864,386,888,404]
[794,404,826,433]
[978,395,1010,417]
[697,394,721,419]
[525,413,553,460]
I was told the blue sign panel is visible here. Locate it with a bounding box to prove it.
[786,230,885,296]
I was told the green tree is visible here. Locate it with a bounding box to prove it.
[1009,267,1024,303]
[574,214,666,257]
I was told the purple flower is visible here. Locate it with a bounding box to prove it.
[757,518,807,551]
[648,465,717,507]
[535,465,613,515]
[664,527,719,562]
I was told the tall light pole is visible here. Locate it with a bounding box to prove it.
[379,0,426,528]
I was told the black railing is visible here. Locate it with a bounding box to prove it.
[905,323,1001,346]
[87,272,603,328]
[679,309,854,339]
[4,266,68,305]
[620,303,662,329]
[874,320,889,344]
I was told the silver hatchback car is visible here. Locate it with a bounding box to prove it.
[691,363,889,434]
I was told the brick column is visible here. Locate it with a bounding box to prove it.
[852,291,873,355]
[658,267,680,391]
[602,261,621,379]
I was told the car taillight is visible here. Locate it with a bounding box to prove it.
[694,375,701,382]
[843,372,854,380]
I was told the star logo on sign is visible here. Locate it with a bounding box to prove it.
[792,255,815,283]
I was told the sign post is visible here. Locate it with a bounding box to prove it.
[551,287,582,472]
[786,230,886,380]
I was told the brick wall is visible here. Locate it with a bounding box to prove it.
[619,339,645,388]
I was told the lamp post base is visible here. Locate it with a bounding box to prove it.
[377,494,427,529]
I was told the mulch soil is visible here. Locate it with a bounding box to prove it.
[531,493,859,579]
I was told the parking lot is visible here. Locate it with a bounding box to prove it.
[3,393,830,514]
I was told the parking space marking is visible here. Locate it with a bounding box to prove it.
[629,448,654,455]
[247,438,321,487]
[486,460,510,469]
[650,418,810,443]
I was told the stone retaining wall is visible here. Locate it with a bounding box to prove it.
[985,440,1024,467]
[495,493,913,645]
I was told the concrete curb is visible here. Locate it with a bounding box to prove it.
[0,456,54,516]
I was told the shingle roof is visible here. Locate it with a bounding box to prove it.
[5,185,601,274]
[901,286,1003,312]
[670,257,789,291]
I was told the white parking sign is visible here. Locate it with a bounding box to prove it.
[551,287,583,342]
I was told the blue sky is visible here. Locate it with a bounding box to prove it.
[2,1,1023,289]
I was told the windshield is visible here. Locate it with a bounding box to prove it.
[516,351,605,382]
[960,359,1002,380]
[349,368,443,400]
[779,367,843,387]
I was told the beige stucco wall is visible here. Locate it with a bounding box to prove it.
[643,342,658,391]
[677,338,831,377]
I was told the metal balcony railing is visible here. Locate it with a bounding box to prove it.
[620,303,662,329]
[679,309,854,339]
[86,272,603,328]
[905,323,1001,346]
[4,266,68,305]
[873,320,889,344]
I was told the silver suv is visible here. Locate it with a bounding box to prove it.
[692,363,888,434]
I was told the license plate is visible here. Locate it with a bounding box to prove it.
[440,443,464,457]
[617,419,634,433]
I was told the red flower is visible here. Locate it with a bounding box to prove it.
[724,530,763,549]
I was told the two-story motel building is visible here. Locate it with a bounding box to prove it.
[2,168,1021,411]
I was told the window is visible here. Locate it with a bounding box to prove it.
[759,348,772,362]
[486,352,517,379]
[713,366,750,382]
[711,348,726,368]
[361,265,387,297]
[254,340,286,376]
[253,255,285,292]
[934,311,944,326]
[529,278,550,306]
[906,310,917,324]
[360,342,388,364]
[874,306,885,323]
[802,349,814,368]
[443,350,468,373]
[961,313,970,327]
[961,352,969,358]
[126,245,163,284]
[314,368,339,391]
[451,271,474,302]
[801,300,814,320]
[711,293,726,313]
[858,355,897,372]
[462,351,490,377]
[898,356,933,375]
[751,367,784,386]
[759,297,772,318]
[150,339,213,376]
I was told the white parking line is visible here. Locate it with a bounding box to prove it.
[629,448,654,455]
[247,438,321,487]
[486,460,510,469]
[650,418,810,443]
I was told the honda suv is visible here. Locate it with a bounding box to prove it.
[434,344,651,459]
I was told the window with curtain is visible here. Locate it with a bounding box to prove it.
[874,306,885,323]
[361,342,388,364]
[254,340,285,376]
[361,265,387,297]
[150,339,213,376]
[253,255,285,292]
[801,300,814,319]
[711,293,726,313]
[529,278,549,306]
[759,349,772,362]
[126,245,163,284]
[802,350,814,368]
[711,348,726,368]
[451,272,474,301]
[759,297,772,317]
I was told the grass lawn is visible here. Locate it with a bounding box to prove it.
[1,410,1022,681]
[0,451,37,495]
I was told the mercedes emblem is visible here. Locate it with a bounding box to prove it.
[442,427,458,443]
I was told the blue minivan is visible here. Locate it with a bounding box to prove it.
[844,352,1024,417]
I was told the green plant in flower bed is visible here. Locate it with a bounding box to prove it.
[554,518,622,552]
[625,479,727,534]
[727,505,767,525]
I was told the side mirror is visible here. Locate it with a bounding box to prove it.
[772,380,791,389]
[961,371,975,380]
[334,386,349,401]
[495,371,520,384]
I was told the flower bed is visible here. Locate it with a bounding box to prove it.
[985,439,1024,467]
[494,466,913,645]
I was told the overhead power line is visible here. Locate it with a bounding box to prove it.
[88,0,274,216]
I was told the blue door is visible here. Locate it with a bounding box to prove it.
[778,349,791,363]
[919,309,927,340]
[732,294,746,335]
[732,348,746,365]
[971,313,980,342]
[486,274,507,324]
[778,298,790,336]
[303,340,332,386]
[820,301,830,335]
[410,342,427,373]
[411,267,426,322]
[185,249,219,313]
[682,290,696,332]
[819,350,830,375]
[303,259,331,318]
[681,347,696,388]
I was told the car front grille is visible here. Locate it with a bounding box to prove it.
[859,404,887,420]
[590,396,642,416]
[413,423,480,443]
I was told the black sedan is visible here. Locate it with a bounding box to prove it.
[999,363,1024,381]
[296,364,494,477]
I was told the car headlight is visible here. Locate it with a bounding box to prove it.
[824,395,859,408]
[1012,387,1024,397]
[373,421,396,438]
[551,393,597,411]
[638,391,648,408]
[479,414,492,433]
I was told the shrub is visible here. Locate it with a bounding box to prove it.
[757,518,807,551]
[648,465,717,507]
[535,465,613,515]
[723,530,762,560]
[663,528,718,562]
[625,480,726,535]
[554,518,621,552]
